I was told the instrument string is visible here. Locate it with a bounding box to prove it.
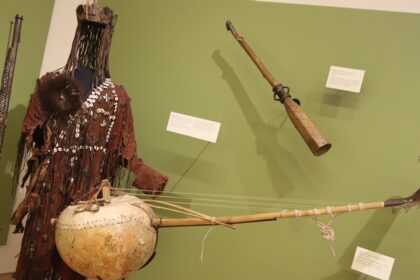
[154,194,323,209]
[113,187,354,213]
[115,187,350,204]
[109,187,363,258]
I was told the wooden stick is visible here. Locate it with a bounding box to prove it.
[152,201,385,228]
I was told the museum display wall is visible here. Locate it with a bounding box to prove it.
[0,1,54,243]
[1,0,420,279]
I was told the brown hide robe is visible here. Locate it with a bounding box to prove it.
[13,72,167,279]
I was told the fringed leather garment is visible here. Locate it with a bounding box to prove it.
[12,72,167,279]
[11,4,168,279]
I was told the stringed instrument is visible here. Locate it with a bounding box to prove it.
[52,180,420,280]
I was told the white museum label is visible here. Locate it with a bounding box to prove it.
[325,65,365,93]
[166,112,221,143]
[351,247,395,280]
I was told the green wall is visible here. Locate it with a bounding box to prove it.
[3,0,420,279]
[101,1,420,279]
[0,1,55,245]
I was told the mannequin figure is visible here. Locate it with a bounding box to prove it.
[11,3,168,279]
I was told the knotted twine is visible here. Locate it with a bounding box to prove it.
[312,206,338,257]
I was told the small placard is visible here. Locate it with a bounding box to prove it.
[351,247,395,280]
[326,65,365,93]
[166,112,221,143]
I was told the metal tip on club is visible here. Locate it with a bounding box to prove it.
[226,20,232,31]
[226,20,238,37]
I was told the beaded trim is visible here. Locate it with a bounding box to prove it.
[50,78,118,156]
[56,214,152,231]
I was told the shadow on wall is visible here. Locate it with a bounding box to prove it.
[319,90,360,121]
[0,104,26,245]
[321,209,397,280]
[212,49,316,198]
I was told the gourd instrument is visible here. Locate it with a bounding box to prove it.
[52,180,419,279]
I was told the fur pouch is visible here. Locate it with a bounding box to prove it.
[37,73,83,119]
